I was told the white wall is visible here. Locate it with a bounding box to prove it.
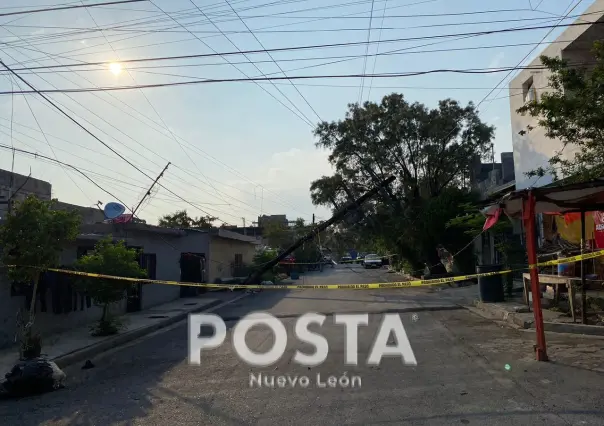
[509,1,604,189]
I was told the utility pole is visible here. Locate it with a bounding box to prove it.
[132,162,170,217]
[312,213,315,225]
[242,217,246,235]
[244,176,395,284]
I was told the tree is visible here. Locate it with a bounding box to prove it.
[158,210,217,229]
[0,196,81,359]
[74,236,147,336]
[310,93,494,270]
[517,41,604,182]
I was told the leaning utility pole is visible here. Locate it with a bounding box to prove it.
[244,176,395,284]
[132,162,170,217]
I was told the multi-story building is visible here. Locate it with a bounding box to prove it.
[0,169,51,219]
[509,0,604,190]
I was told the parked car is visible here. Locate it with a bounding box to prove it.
[341,255,352,263]
[363,254,383,269]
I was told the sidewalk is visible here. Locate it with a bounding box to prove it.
[0,292,246,376]
[471,295,604,336]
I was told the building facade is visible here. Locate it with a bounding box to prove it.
[509,0,604,190]
[0,222,259,349]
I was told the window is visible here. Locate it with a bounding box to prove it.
[234,254,243,267]
[523,77,537,104]
[139,253,157,280]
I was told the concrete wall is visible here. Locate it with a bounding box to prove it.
[207,236,257,282]
[509,1,604,190]
[54,201,105,224]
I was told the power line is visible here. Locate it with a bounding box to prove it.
[358,0,376,103]
[0,143,131,208]
[81,1,236,209]
[1,38,582,78]
[366,0,389,101]
[0,15,575,37]
[220,0,324,122]
[0,63,595,95]
[479,0,584,111]
[8,19,604,73]
[0,46,310,221]
[0,59,238,225]
[148,1,315,128]
[0,0,147,17]
[1,5,561,67]
[1,39,313,219]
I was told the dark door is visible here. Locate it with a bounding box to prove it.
[179,252,206,297]
[126,251,155,312]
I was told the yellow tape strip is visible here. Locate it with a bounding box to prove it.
[2,251,602,290]
[529,250,604,268]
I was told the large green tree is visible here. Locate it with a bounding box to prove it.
[517,41,604,182]
[310,93,495,271]
[0,196,81,358]
[158,210,217,229]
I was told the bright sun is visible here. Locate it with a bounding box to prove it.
[109,62,122,75]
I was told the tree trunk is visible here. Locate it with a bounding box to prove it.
[27,272,40,326]
[101,304,108,323]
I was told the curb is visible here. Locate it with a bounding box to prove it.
[52,299,225,369]
[543,321,604,336]
[471,301,533,329]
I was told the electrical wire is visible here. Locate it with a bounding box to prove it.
[1,31,311,219]
[1,38,585,78]
[358,0,376,104]
[0,0,147,17]
[479,0,584,112]
[8,18,603,73]
[2,5,569,67]
[219,0,324,122]
[0,63,594,95]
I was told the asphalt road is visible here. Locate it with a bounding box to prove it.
[2,265,604,425]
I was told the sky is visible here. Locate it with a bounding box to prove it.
[0,0,595,226]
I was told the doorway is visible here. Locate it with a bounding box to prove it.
[180,252,206,297]
[126,249,156,312]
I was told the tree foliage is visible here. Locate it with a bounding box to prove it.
[158,210,217,229]
[310,93,495,271]
[0,196,81,357]
[74,237,147,336]
[517,41,604,182]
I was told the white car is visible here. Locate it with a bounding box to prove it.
[363,254,383,269]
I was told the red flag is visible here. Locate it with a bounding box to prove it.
[483,208,501,231]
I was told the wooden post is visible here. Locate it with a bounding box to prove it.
[523,191,548,361]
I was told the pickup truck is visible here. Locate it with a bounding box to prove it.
[363,254,383,269]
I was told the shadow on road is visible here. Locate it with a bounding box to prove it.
[0,290,292,425]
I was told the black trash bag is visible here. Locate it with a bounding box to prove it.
[2,357,66,397]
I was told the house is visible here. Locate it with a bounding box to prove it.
[509,0,604,190]
[0,218,260,349]
[469,153,519,266]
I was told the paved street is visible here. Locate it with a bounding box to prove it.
[2,265,604,425]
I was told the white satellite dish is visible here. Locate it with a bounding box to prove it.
[104,202,126,219]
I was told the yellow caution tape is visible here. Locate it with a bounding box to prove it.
[2,251,602,290]
[529,250,604,268]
